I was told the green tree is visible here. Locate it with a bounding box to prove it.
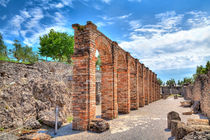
[39,29,74,63]
[177,80,183,86]
[196,65,206,75]
[205,61,210,72]
[12,40,23,62]
[96,55,101,70]
[157,78,163,85]
[166,78,176,87]
[12,40,38,63]
[0,33,7,57]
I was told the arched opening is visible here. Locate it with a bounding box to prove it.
[94,36,117,119]
[95,49,102,118]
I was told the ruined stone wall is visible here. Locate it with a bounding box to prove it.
[161,86,186,95]
[199,73,210,118]
[0,61,73,129]
[185,85,193,100]
[192,75,205,101]
[184,72,210,119]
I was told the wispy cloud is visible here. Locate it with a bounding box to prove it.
[118,13,132,19]
[129,20,141,29]
[0,0,10,7]
[120,11,210,71]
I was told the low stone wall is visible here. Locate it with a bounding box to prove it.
[0,61,73,129]
[161,86,186,96]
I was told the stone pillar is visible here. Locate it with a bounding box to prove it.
[139,63,144,107]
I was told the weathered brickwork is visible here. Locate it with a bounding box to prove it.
[72,21,161,130]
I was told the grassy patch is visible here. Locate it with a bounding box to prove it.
[0,56,31,64]
[0,128,4,131]
[67,116,73,123]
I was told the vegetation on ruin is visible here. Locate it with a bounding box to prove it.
[67,116,73,123]
[39,29,74,63]
[166,60,210,86]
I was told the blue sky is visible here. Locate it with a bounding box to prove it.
[0,0,210,82]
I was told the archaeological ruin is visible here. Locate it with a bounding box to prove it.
[71,21,161,131]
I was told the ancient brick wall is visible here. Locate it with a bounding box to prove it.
[72,21,161,130]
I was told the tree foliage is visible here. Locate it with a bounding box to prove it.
[39,29,74,63]
[0,33,7,57]
[96,55,101,70]
[166,78,176,87]
[177,77,193,86]
[12,40,38,63]
[157,78,163,85]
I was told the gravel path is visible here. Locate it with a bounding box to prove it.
[49,97,207,140]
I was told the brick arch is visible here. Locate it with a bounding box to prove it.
[95,35,112,64]
[94,35,116,119]
[71,21,160,131]
[117,51,130,113]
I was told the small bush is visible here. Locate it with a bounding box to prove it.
[67,116,73,123]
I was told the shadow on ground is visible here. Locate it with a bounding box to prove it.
[41,123,81,138]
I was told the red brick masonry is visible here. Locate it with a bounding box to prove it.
[72,21,161,131]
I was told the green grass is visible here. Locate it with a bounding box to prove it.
[67,116,73,123]
[0,56,31,64]
[0,128,4,131]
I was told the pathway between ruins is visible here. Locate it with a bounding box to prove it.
[48,97,206,140]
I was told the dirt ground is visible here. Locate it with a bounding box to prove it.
[48,96,207,140]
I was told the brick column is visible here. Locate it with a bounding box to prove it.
[144,67,149,105]
[139,63,144,107]
[155,74,157,101]
[72,24,95,131]
[149,70,152,103]
[129,56,139,110]
[117,51,130,114]
[72,22,118,130]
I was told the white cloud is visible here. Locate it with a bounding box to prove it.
[55,2,64,8]
[120,11,210,71]
[118,13,132,19]
[101,0,111,4]
[24,8,44,30]
[129,20,142,29]
[0,0,10,7]
[11,15,24,29]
